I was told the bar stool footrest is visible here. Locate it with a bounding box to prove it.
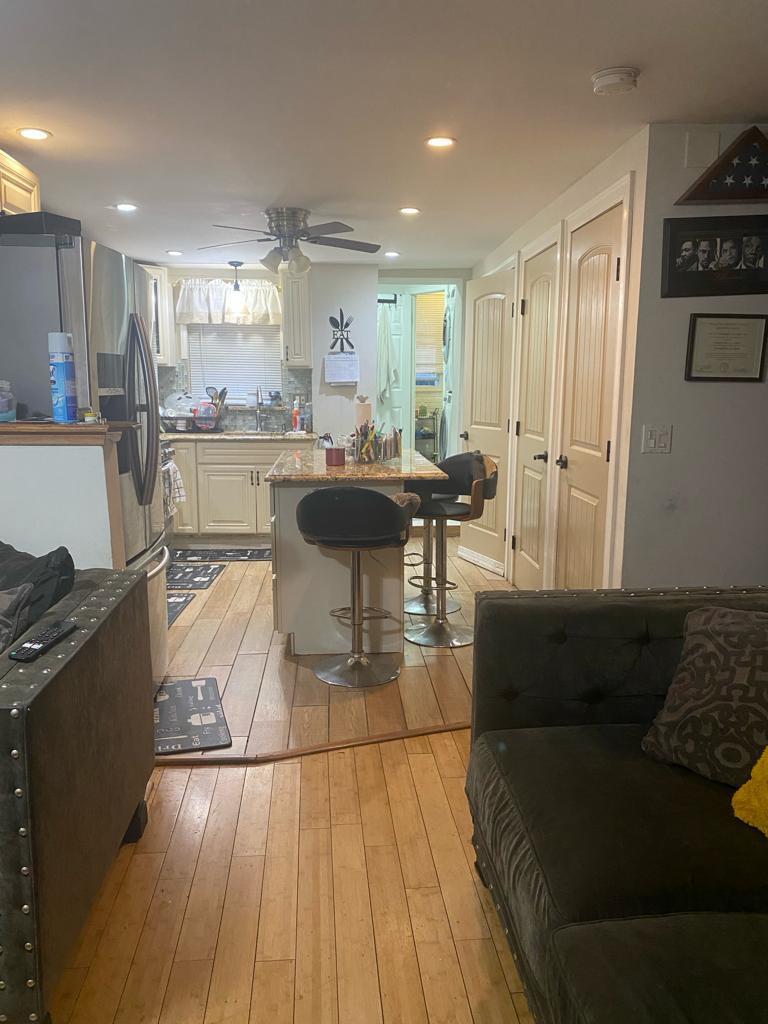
[330,605,392,623]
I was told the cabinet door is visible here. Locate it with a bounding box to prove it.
[280,270,312,366]
[255,465,273,534]
[198,464,257,534]
[172,443,198,534]
[0,151,40,214]
[139,265,176,365]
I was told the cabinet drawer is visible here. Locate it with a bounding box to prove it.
[195,440,312,464]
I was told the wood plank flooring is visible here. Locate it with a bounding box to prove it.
[161,540,514,762]
[53,730,532,1024]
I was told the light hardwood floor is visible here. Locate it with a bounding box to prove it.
[162,540,514,762]
[52,730,533,1024]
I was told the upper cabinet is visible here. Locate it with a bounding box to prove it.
[280,269,312,367]
[0,149,41,215]
[139,264,177,366]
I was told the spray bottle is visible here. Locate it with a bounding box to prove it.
[48,332,78,423]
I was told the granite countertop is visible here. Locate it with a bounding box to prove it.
[0,421,137,446]
[266,448,448,483]
[162,431,317,442]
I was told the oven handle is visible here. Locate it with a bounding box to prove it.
[146,545,171,581]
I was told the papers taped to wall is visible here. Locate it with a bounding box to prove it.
[324,352,359,386]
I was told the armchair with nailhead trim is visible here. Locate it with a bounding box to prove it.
[0,569,154,1024]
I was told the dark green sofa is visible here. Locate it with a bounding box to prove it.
[466,586,768,1024]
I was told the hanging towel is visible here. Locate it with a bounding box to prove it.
[163,460,187,518]
[377,303,398,402]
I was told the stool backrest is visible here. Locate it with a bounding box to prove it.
[296,486,411,548]
[436,451,498,522]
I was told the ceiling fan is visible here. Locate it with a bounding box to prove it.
[198,206,381,274]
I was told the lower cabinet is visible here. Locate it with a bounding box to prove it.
[172,442,198,534]
[255,464,273,534]
[198,464,258,534]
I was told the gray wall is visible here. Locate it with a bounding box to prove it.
[622,124,768,587]
[309,263,378,438]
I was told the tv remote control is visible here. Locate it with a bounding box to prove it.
[8,620,78,662]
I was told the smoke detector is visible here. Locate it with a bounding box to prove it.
[591,67,639,95]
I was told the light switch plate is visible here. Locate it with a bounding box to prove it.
[641,424,673,454]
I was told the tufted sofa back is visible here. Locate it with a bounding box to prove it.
[472,586,768,740]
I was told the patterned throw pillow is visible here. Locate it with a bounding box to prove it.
[0,584,34,652]
[642,607,768,787]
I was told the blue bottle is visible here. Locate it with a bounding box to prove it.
[48,332,78,423]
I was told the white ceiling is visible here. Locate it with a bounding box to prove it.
[2,0,767,270]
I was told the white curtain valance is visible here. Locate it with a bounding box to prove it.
[175,278,282,326]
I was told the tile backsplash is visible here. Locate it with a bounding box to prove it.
[159,361,312,433]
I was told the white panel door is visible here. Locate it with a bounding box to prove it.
[555,204,623,588]
[459,268,516,571]
[513,244,558,591]
[376,295,413,447]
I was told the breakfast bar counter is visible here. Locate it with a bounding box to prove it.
[268,450,447,655]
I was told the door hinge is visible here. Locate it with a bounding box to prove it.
[520,298,527,316]
[509,533,516,550]
[615,257,621,282]
[606,439,612,463]
[507,418,510,433]
[515,420,521,436]
[510,300,515,318]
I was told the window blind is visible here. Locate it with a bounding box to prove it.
[414,291,446,372]
[186,323,282,403]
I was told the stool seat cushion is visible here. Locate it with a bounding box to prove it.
[418,498,472,520]
[297,486,412,549]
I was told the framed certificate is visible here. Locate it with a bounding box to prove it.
[685,314,768,382]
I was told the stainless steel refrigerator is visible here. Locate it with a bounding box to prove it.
[0,211,164,568]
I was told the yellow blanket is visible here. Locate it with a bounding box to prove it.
[733,747,768,838]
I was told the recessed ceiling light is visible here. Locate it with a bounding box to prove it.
[384,251,400,259]
[426,136,456,149]
[17,127,52,141]
[166,250,183,256]
[115,203,138,213]
[591,67,640,95]
[399,207,421,216]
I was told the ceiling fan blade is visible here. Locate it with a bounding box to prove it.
[308,236,381,254]
[305,221,353,236]
[196,238,272,251]
[212,223,273,235]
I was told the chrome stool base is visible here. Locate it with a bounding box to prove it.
[312,652,401,688]
[405,620,474,649]
[404,592,461,616]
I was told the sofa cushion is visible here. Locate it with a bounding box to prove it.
[642,606,768,787]
[466,725,768,998]
[0,583,33,650]
[551,913,768,1024]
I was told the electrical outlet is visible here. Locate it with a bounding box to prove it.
[641,424,673,454]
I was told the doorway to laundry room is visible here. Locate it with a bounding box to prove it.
[376,282,462,463]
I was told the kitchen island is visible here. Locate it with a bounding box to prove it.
[267,449,447,655]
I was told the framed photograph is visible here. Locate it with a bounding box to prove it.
[661,216,768,297]
[685,314,767,382]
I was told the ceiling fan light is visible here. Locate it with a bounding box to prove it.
[261,246,283,274]
[287,246,311,276]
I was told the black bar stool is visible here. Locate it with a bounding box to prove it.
[405,453,498,649]
[403,486,461,617]
[297,486,417,688]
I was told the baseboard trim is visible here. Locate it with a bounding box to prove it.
[457,546,505,577]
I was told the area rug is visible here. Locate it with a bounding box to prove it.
[167,592,195,626]
[166,563,226,590]
[172,547,271,562]
[154,677,232,754]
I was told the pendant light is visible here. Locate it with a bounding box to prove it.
[228,260,246,314]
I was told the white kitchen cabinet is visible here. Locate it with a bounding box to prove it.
[280,269,312,366]
[171,442,198,534]
[139,264,177,366]
[255,463,273,533]
[198,464,257,534]
[0,149,40,214]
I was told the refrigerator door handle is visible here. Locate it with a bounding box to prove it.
[124,315,145,504]
[132,312,160,506]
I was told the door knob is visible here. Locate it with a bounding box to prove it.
[555,454,568,469]
[532,451,548,463]
[459,431,469,440]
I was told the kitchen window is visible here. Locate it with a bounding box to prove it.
[186,323,283,403]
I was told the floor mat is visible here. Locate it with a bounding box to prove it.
[172,547,271,562]
[167,592,195,626]
[154,677,232,754]
[167,563,226,590]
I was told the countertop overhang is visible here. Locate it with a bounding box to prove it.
[0,421,137,446]
[162,431,317,442]
[266,448,448,483]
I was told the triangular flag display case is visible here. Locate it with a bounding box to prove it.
[677,126,768,205]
